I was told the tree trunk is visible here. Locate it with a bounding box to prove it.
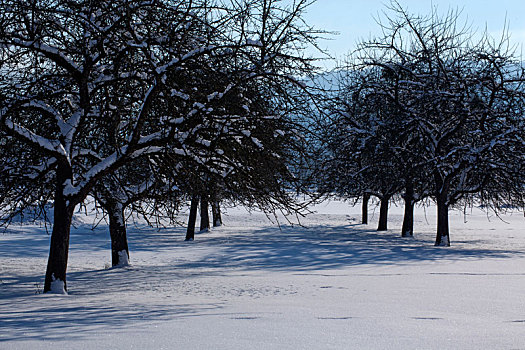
[108,202,129,267]
[362,192,370,225]
[435,194,450,246]
[44,163,74,293]
[401,183,415,237]
[211,200,222,227]
[377,195,389,231]
[200,195,210,232]
[185,194,199,241]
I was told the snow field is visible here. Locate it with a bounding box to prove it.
[1,201,524,349]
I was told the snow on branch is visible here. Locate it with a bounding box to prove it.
[9,39,82,78]
[155,45,217,75]
[128,82,158,146]
[3,118,67,158]
[64,143,168,197]
[207,84,234,102]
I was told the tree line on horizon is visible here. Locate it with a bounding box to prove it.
[0,0,523,293]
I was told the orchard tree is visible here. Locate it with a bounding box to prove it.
[0,0,204,292]
[0,0,322,292]
[0,131,55,226]
[157,72,316,240]
[348,2,525,245]
[151,0,324,240]
[318,68,405,231]
[92,158,181,267]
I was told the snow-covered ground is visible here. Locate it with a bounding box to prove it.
[1,201,524,349]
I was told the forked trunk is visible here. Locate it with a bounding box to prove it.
[185,194,199,241]
[377,196,389,231]
[108,202,129,267]
[200,195,210,232]
[362,192,370,224]
[44,163,74,293]
[435,195,450,246]
[211,200,222,227]
[401,183,415,237]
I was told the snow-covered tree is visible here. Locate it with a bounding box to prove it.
[0,0,202,292]
[0,0,322,292]
[323,2,525,245]
[317,68,407,231]
[150,0,322,239]
[92,158,181,267]
[328,66,431,236]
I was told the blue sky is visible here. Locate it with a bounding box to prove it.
[301,0,525,69]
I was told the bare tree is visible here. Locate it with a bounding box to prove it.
[0,0,322,292]
[325,2,525,246]
[92,158,181,267]
[318,68,405,232]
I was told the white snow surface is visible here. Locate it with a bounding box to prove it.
[49,275,67,295]
[117,250,129,267]
[1,201,525,349]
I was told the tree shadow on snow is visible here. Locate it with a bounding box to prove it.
[1,218,524,344]
[166,223,525,272]
[0,296,225,343]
